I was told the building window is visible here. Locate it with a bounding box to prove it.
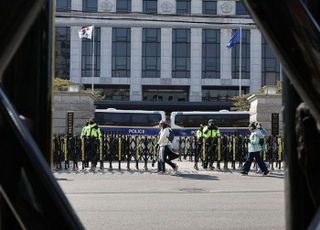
[231,29,250,79]
[55,27,70,79]
[236,1,249,15]
[100,85,130,101]
[172,29,190,78]
[202,86,249,102]
[56,0,71,12]
[112,28,131,77]
[81,27,101,78]
[83,0,97,12]
[143,0,157,13]
[262,37,280,86]
[202,0,217,15]
[202,29,220,79]
[176,0,191,14]
[142,86,189,102]
[142,28,161,78]
[117,0,132,13]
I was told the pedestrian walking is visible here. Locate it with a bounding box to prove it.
[255,122,268,173]
[256,122,268,150]
[157,120,178,173]
[240,122,269,175]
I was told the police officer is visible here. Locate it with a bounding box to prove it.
[80,121,89,139]
[194,124,204,170]
[80,121,90,168]
[85,118,102,171]
[203,119,221,170]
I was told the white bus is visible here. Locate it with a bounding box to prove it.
[170,110,250,148]
[94,109,166,135]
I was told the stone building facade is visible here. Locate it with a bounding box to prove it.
[55,0,281,109]
[52,91,95,134]
[248,86,283,136]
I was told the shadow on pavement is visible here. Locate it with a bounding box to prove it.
[55,178,73,181]
[175,173,218,181]
[242,172,285,179]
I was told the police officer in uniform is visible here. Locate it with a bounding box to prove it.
[85,118,102,171]
[80,121,89,168]
[80,121,89,139]
[194,124,204,170]
[203,119,221,170]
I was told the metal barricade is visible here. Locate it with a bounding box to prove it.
[51,132,285,172]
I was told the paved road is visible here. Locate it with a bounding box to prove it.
[55,162,285,230]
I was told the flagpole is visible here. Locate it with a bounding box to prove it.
[91,26,95,93]
[239,26,242,96]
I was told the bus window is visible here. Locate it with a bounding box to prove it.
[171,111,250,135]
[94,109,165,135]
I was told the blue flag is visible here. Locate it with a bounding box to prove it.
[226,30,240,48]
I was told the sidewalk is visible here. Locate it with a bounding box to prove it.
[56,159,285,230]
[53,160,285,177]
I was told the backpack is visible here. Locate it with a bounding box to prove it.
[167,128,174,142]
[259,138,265,146]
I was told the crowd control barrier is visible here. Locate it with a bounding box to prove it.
[52,132,284,172]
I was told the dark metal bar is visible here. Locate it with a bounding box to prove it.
[0,85,84,229]
[0,1,44,77]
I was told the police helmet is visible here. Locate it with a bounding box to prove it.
[89,118,95,124]
[208,119,214,125]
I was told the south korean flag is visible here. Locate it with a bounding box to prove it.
[78,25,94,39]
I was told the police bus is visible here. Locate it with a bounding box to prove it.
[170,110,250,148]
[94,109,166,135]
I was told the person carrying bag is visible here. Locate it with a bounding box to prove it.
[157,120,179,173]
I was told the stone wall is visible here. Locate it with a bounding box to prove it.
[53,91,95,135]
[248,87,283,136]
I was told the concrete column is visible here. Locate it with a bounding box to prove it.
[158,0,176,14]
[71,0,82,11]
[161,28,172,79]
[190,28,202,102]
[132,0,143,12]
[70,26,82,84]
[250,29,262,93]
[221,28,232,80]
[191,0,202,14]
[100,27,112,79]
[130,27,142,101]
